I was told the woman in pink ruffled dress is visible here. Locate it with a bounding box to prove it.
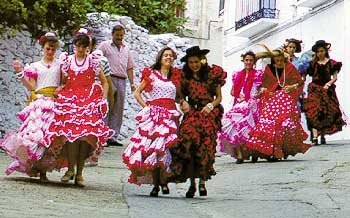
[218,51,263,164]
[45,29,114,187]
[0,33,61,181]
[122,47,182,197]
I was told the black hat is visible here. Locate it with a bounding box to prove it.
[180,46,210,62]
[285,38,302,53]
[312,40,331,52]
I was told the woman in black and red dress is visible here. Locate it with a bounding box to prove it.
[170,46,226,198]
[302,40,346,145]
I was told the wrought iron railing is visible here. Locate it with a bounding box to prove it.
[235,0,279,30]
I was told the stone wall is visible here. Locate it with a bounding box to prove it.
[0,13,193,140]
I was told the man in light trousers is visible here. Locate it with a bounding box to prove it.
[98,23,135,146]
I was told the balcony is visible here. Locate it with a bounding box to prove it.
[234,0,279,38]
[294,0,329,8]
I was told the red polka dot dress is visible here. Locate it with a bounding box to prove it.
[245,63,311,159]
[44,52,114,167]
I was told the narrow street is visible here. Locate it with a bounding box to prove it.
[1,140,350,218]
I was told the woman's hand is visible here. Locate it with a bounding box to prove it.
[201,103,214,115]
[260,87,267,94]
[54,85,64,96]
[238,93,245,102]
[323,83,331,90]
[13,60,23,74]
[201,105,211,115]
[180,100,190,113]
[283,85,294,93]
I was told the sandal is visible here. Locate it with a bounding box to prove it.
[39,172,49,183]
[74,175,85,187]
[150,186,160,197]
[61,170,75,183]
[161,185,170,195]
[185,186,196,198]
[198,184,207,196]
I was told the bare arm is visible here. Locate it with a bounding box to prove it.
[98,72,109,99]
[105,75,114,111]
[13,60,36,91]
[127,68,135,91]
[133,80,147,108]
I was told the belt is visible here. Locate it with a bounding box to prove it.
[111,75,127,80]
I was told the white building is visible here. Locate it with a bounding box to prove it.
[181,0,225,65]
[184,0,350,140]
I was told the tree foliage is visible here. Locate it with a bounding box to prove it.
[0,0,186,39]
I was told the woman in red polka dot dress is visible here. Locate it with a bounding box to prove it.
[245,46,311,161]
[45,29,114,186]
[170,46,227,198]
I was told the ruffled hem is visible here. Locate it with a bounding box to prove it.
[123,149,173,185]
[245,91,311,158]
[0,96,58,175]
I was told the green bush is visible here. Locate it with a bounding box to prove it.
[0,0,186,39]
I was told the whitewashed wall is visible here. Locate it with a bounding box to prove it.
[183,0,224,66]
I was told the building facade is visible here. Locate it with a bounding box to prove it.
[181,0,225,65]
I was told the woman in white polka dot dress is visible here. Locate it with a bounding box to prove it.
[245,46,311,161]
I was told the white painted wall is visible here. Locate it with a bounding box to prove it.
[223,1,350,140]
[183,0,224,66]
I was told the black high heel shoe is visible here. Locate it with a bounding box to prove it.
[320,135,326,145]
[251,155,258,163]
[185,186,196,198]
[312,137,318,145]
[198,184,207,196]
[150,186,160,197]
[235,158,244,164]
[161,185,170,195]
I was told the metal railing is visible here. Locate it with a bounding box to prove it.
[235,0,279,30]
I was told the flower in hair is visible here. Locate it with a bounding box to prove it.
[76,28,90,36]
[45,32,56,37]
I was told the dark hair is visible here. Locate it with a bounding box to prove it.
[284,38,302,53]
[112,25,125,34]
[90,36,97,48]
[311,47,330,67]
[183,55,210,82]
[151,47,177,79]
[73,33,90,47]
[241,51,256,62]
[39,33,59,48]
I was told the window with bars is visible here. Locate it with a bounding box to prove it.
[235,0,279,30]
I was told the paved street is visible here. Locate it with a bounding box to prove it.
[1,140,350,218]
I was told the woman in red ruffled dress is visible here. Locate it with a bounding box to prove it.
[45,29,114,186]
[122,47,182,197]
[170,46,227,198]
[245,46,311,161]
[302,40,346,145]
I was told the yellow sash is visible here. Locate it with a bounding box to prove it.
[26,86,57,104]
